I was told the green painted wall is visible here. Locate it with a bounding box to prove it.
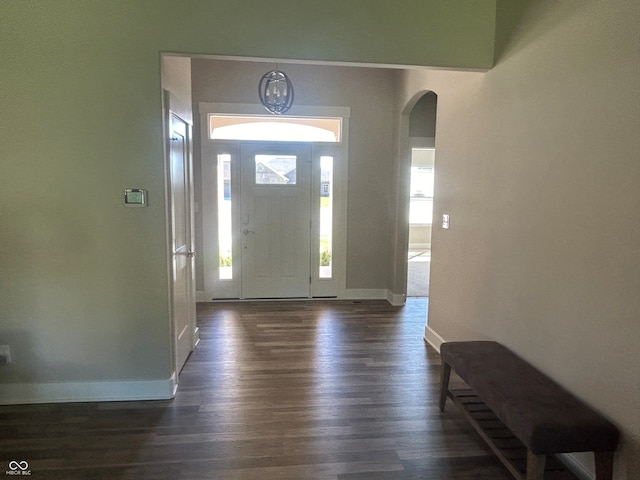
[0,0,497,389]
[493,0,529,62]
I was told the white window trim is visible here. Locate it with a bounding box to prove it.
[200,102,351,121]
[200,103,349,300]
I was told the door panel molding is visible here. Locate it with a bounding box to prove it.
[240,143,312,299]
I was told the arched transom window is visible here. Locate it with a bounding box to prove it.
[209,115,342,142]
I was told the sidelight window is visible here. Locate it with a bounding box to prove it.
[319,156,333,279]
[217,154,233,279]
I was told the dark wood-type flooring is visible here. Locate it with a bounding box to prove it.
[1,299,518,479]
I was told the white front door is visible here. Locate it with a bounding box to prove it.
[240,143,311,298]
[169,112,195,372]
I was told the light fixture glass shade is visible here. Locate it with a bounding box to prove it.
[259,69,294,115]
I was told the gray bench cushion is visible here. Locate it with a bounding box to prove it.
[440,341,619,455]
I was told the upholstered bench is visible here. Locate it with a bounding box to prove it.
[439,341,619,480]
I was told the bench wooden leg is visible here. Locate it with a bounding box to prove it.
[439,361,451,412]
[526,451,546,480]
[594,451,614,480]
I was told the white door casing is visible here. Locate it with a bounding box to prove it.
[167,98,196,376]
[200,103,349,301]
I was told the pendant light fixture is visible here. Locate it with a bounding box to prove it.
[258,67,294,115]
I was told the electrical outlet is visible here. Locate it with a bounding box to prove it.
[0,345,11,364]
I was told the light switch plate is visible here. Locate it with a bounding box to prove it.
[442,214,450,229]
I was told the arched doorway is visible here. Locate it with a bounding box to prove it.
[406,92,438,298]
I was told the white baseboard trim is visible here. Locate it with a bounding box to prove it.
[344,289,388,300]
[386,291,406,306]
[0,375,177,405]
[424,325,446,353]
[197,289,405,305]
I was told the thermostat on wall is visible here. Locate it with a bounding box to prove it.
[124,188,147,207]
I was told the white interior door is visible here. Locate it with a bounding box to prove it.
[240,143,311,298]
[169,112,195,372]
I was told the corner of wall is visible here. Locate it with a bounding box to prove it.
[386,290,406,306]
[423,325,445,353]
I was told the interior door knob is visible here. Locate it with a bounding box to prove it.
[187,250,196,258]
